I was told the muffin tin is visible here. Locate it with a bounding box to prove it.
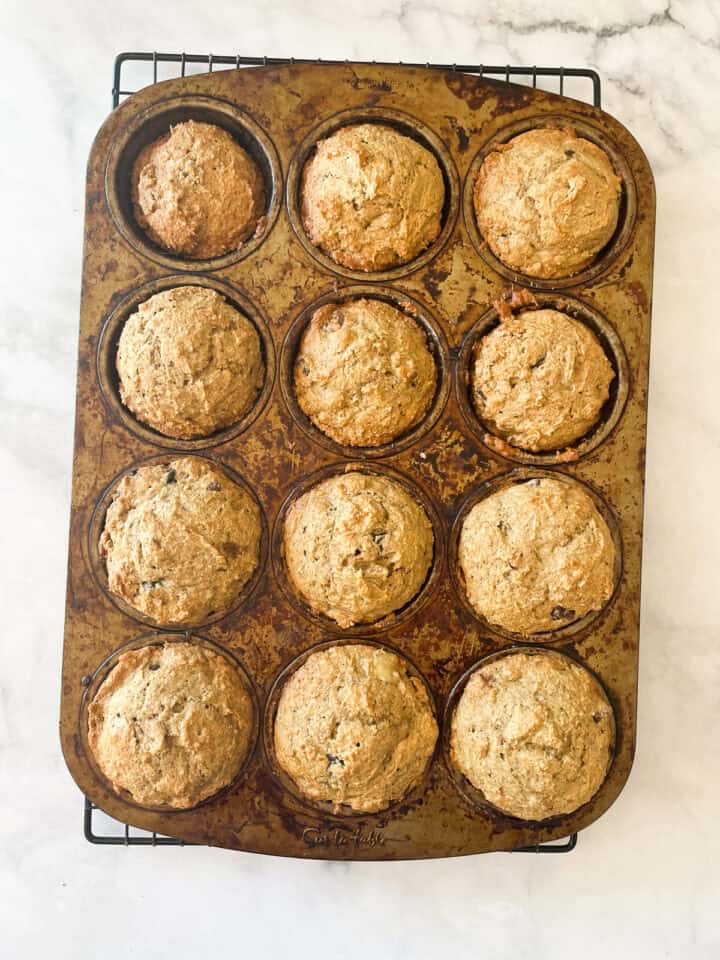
[61,63,655,858]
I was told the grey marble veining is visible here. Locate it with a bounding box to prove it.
[1,1,719,957]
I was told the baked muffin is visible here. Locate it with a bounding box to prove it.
[458,477,615,634]
[301,123,445,271]
[117,286,264,439]
[450,650,615,820]
[274,643,438,813]
[283,471,433,628]
[99,457,261,625]
[87,641,254,809]
[474,128,621,278]
[471,308,614,451]
[294,298,437,446]
[132,120,265,259]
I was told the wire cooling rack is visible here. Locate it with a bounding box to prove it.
[84,52,597,854]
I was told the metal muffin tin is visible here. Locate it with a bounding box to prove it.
[61,62,655,859]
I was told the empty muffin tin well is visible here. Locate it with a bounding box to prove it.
[105,94,283,272]
[462,114,639,290]
[279,284,451,459]
[80,632,261,813]
[62,63,655,858]
[96,274,276,450]
[455,293,630,465]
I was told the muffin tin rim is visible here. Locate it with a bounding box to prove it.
[285,104,462,282]
[96,273,277,451]
[454,292,631,466]
[279,283,452,460]
[85,452,270,631]
[78,631,262,814]
[461,111,639,290]
[104,92,284,273]
[440,643,618,824]
[447,467,625,643]
[270,459,447,635]
[262,635,441,821]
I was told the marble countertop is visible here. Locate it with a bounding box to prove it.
[2,1,719,957]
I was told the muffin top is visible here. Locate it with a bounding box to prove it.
[274,643,438,813]
[458,478,615,634]
[117,286,264,440]
[301,123,445,271]
[471,308,614,452]
[294,298,437,447]
[450,650,615,820]
[88,641,254,809]
[283,471,433,628]
[474,128,621,278]
[99,457,261,625]
[132,120,265,259]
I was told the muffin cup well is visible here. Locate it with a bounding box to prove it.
[279,284,451,459]
[447,469,624,643]
[455,293,630,465]
[262,637,439,819]
[462,114,638,290]
[79,632,260,814]
[105,94,282,272]
[96,275,276,450]
[271,461,446,635]
[86,454,269,631]
[441,645,617,823]
[286,106,460,282]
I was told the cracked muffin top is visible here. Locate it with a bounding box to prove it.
[450,650,615,821]
[458,477,616,635]
[473,127,621,278]
[300,123,445,271]
[132,120,265,259]
[294,298,437,447]
[87,641,254,809]
[283,471,434,628]
[116,286,264,440]
[471,308,614,452]
[99,457,261,626]
[273,643,438,813]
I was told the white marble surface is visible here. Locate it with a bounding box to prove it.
[1,0,719,956]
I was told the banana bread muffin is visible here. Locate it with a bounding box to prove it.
[458,477,615,634]
[474,127,621,278]
[273,643,438,813]
[99,457,261,625]
[132,120,265,259]
[283,471,434,628]
[117,286,264,440]
[300,123,445,271]
[450,650,615,820]
[471,308,614,451]
[88,641,255,809]
[294,298,437,447]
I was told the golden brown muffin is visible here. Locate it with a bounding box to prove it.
[450,650,615,820]
[294,298,437,447]
[300,123,445,271]
[116,286,264,440]
[458,478,615,634]
[132,120,265,259]
[87,641,254,809]
[283,471,433,628]
[99,457,261,625]
[474,128,621,278]
[274,644,438,813]
[471,308,614,451]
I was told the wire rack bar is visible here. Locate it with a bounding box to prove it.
[85,50,589,854]
[112,52,601,109]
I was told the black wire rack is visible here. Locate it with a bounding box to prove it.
[85,51,595,854]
